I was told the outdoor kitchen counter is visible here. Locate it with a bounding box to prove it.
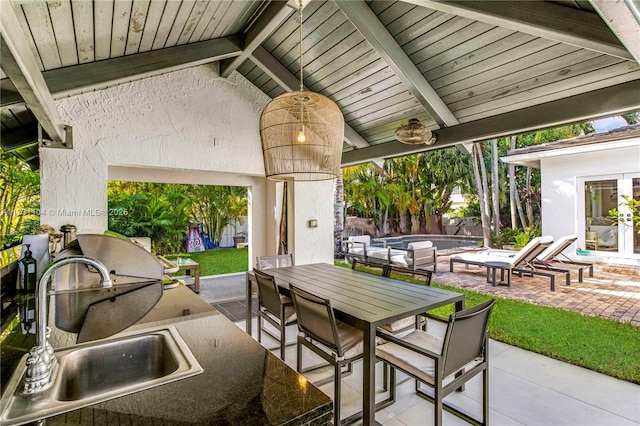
[41,286,333,425]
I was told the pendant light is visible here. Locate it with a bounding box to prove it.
[395,118,437,145]
[259,1,344,181]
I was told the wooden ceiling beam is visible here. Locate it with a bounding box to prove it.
[0,0,67,143]
[334,0,459,128]
[220,1,294,78]
[401,0,633,61]
[1,36,244,108]
[590,0,640,64]
[251,45,371,149]
[341,79,640,166]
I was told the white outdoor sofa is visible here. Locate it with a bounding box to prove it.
[345,236,437,273]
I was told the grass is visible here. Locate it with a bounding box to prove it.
[167,247,249,276]
[352,263,640,384]
[165,250,640,384]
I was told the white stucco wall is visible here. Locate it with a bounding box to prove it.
[39,64,336,265]
[290,181,335,265]
[541,143,640,262]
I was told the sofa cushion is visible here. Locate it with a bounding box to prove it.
[390,254,409,267]
[348,235,371,244]
[407,241,433,250]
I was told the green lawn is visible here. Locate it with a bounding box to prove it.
[167,249,640,384]
[167,248,249,275]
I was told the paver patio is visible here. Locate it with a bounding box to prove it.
[436,253,640,326]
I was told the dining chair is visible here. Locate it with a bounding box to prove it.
[289,284,366,426]
[255,254,294,269]
[350,258,385,273]
[376,298,495,426]
[351,259,425,335]
[383,264,433,286]
[253,269,297,361]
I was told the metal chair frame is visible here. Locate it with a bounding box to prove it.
[376,299,496,426]
[290,284,393,425]
[254,269,296,360]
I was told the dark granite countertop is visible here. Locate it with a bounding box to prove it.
[5,287,332,425]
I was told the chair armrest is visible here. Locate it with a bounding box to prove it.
[375,329,442,361]
[420,312,448,323]
[346,241,367,252]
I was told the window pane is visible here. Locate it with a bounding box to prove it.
[584,180,618,251]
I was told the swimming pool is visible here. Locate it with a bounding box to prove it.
[372,234,482,251]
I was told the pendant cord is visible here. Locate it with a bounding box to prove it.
[298,0,303,92]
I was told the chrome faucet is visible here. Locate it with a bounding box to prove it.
[23,255,113,394]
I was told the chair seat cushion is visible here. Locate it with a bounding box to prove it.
[389,254,410,267]
[336,320,365,359]
[376,329,444,385]
[349,246,366,256]
[368,248,404,261]
[378,316,416,333]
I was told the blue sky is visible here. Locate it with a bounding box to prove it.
[592,116,627,131]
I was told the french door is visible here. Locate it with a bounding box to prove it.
[580,173,640,257]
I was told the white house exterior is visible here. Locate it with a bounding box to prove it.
[503,125,640,266]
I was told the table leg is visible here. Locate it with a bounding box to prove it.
[246,272,253,336]
[194,266,200,293]
[363,323,376,426]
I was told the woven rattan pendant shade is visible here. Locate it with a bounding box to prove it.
[259,0,344,181]
[260,91,344,181]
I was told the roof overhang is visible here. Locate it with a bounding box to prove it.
[501,136,640,168]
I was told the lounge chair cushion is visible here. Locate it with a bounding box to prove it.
[379,316,417,333]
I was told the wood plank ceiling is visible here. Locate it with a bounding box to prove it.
[1,0,639,170]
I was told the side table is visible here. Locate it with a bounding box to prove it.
[485,261,512,287]
[172,258,200,293]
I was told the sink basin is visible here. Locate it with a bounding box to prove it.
[0,326,203,426]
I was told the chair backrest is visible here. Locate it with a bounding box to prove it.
[289,285,343,356]
[348,235,371,245]
[537,235,577,261]
[384,265,432,286]
[256,254,294,269]
[351,259,385,274]
[254,269,285,318]
[511,236,553,266]
[441,299,495,377]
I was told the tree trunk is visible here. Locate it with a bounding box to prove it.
[490,139,501,237]
[515,184,528,230]
[472,143,492,247]
[398,208,408,234]
[334,171,345,255]
[509,136,518,229]
[526,167,534,227]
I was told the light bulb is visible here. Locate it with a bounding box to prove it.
[297,130,306,143]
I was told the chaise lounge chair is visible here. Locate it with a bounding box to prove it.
[534,235,594,281]
[449,236,570,291]
[476,235,594,282]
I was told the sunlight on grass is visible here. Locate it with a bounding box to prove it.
[167,248,248,276]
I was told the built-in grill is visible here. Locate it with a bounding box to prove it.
[53,234,166,342]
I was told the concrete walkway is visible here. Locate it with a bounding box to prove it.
[195,267,640,426]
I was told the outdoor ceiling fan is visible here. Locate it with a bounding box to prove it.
[395,118,437,145]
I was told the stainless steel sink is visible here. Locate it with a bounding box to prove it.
[0,326,203,426]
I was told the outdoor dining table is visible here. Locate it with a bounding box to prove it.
[245,263,465,426]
